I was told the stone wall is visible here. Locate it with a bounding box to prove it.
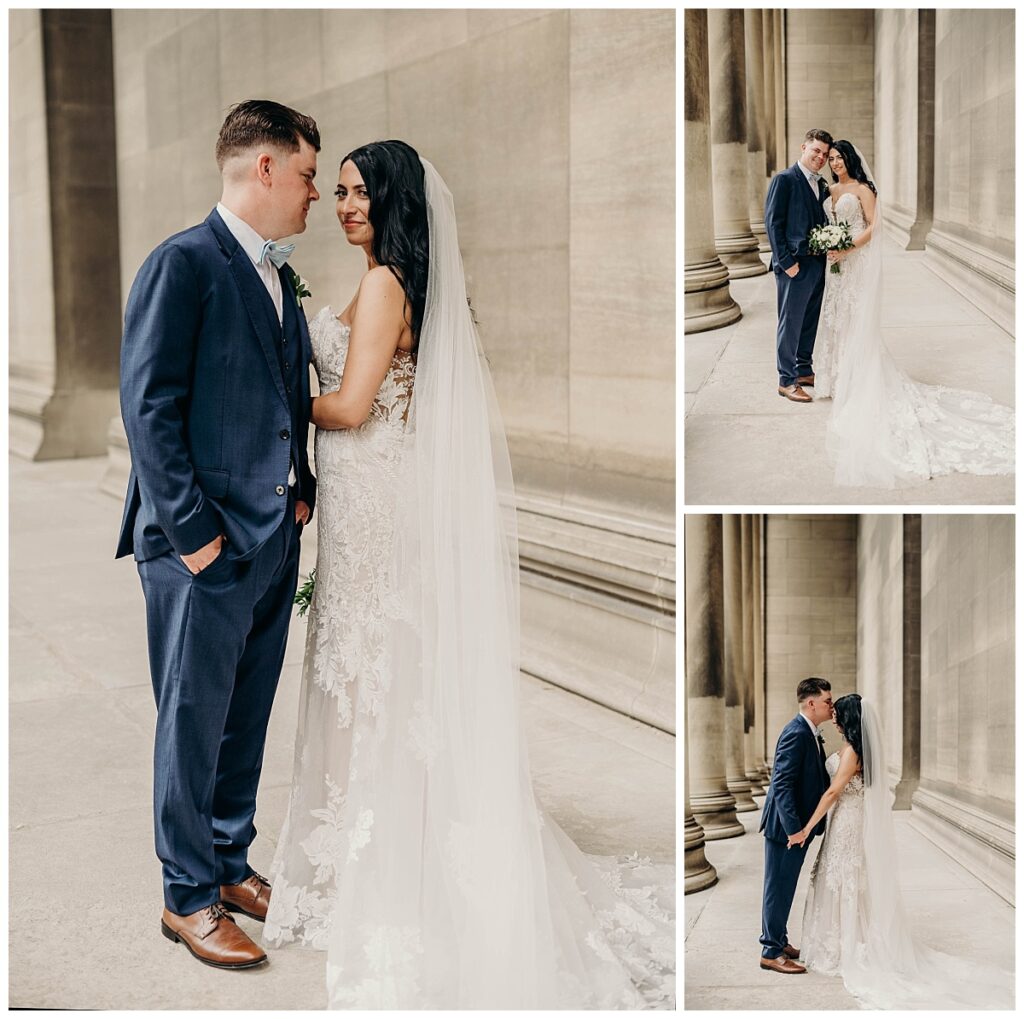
[15,9,677,728]
[764,514,857,759]
[784,10,875,168]
[925,9,1014,333]
[914,514,1014,901]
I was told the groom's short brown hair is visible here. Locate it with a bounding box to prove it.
[797,677,831,701]
[216,99,321,169]
[804,128,834,147]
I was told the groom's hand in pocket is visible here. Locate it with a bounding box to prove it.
[181,533,225,575]
[784,263,800,279]
[295,500,311,525]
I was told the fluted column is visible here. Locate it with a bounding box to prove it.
[723,515,756,812]
[708,10,765,278]
[685,514,744,840]
[752,515,770,781]
[685,733,718,893]
[762,10,777,178]
[772,10,787,172]
[744,10,769,252]
[684,10,741,333]
[741,515,765,795]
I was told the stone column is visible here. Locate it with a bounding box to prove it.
[752,515,770,781]
[762,10,777,178]
[707,10,765,278]
[893,514,922,809]
[741,515,765,794]
[723,514,756,811]
[744,10,769,252]
[9,10,122,460]
[684,10,741,333]
[685,514,744,840]
[772,10,787,173]
[685,737,718,893]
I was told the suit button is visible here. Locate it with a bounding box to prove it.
[275,485,285,496]
[286,385,292,394]
[284,362,291,372]
[280,429,290,440]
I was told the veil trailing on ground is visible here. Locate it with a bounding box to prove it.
[831,701,1011,1009]
[823,148,1013,488]
[313,159,673,1008]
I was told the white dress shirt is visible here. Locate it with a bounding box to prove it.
[797,160,823,195]
[216,202,284,324]
[216,202,295,487]
[799,711,821,743]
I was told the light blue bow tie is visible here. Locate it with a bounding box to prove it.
[258,240,295,268]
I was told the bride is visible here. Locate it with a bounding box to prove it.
[812,140,1014,488]
[261,140,674,1008]
[796,694,1011,1009]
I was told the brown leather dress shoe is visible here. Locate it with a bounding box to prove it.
[760,954,807,974]
[220,871,272,922]
[161,903,267,969]
[778,384,812,403]
[796,374,815,387]
[782,944,800,959]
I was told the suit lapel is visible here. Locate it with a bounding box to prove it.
[206,209,289,411]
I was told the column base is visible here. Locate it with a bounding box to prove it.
[10,366,119,461]
[745,769,766,795]
[100,414,131,498]
[691,790,744,840]
[685,814,719,893]
[727,778,758,812]
[685,256,742,333]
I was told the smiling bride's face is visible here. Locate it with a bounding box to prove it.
[828,148,847,179]
[335,159,373,248]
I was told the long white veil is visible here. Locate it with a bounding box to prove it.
[831,701,1012,1009]
[823,147,1013,487]
[312,159,673,1008]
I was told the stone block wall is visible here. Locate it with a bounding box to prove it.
[764,514,857,759]
[784,10,875,168]
[915,514,1014,902]
[925,9,1014,333]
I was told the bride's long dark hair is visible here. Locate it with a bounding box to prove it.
[833,693,868,784]
[830,139,877,195]
[340,139,429,350]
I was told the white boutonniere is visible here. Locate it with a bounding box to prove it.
[291,273,312,308]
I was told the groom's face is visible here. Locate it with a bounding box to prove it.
[266,137,320,239]
[806,693,834,725]
[800,139,830,174]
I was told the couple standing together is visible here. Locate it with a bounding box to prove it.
[116,99,672,1008]
[759,678,1010,1009]
[766,128,1013,488]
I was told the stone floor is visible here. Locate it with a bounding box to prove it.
[9,454,675,1010]
[685,800,1014,1010]
[685,242,1015,505]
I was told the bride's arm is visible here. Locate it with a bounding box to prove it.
[312,267,407,430]
[797,746,860,841]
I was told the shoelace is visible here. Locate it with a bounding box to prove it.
[247,870,270,888]
[204,902,235,924]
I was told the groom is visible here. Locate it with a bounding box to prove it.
[116,100,320,968]
[764,128,833,403]
[758,677,832,974]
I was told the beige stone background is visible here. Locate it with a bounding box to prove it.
[9,8,675,730]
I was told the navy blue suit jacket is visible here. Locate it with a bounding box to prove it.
[759,715,829,843]
[764,163,830,272]
[116,209,316,562]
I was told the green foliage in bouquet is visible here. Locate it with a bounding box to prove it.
[294,568,317,617]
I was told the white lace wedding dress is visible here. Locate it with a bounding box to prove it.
[801,749,1012,1009]
[263,306,674,1009]
[813,191,1014,488]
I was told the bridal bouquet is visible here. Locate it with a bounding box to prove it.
[808,222,854,274]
